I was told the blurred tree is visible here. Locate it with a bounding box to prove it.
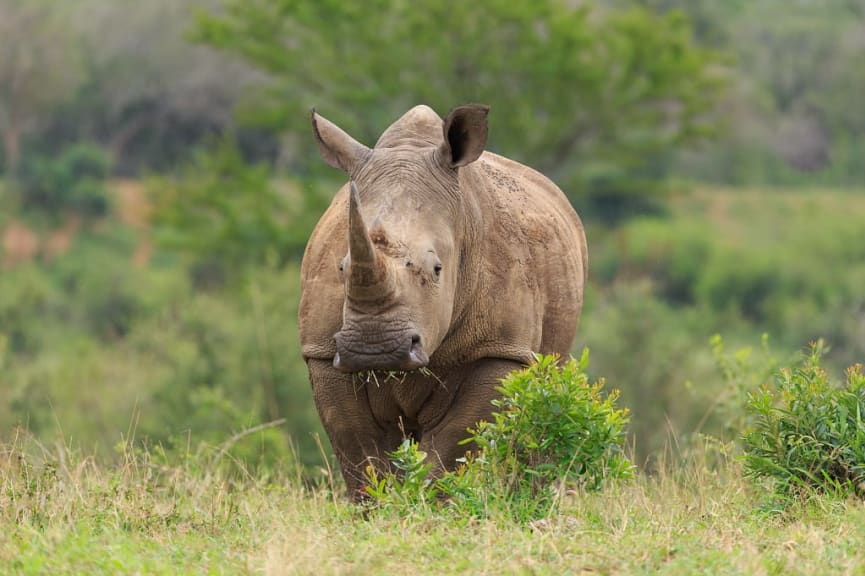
[737,2,855,173]
[649,0,865,186]
[192,0,725,221]
[148,136,330,286]
[0,0,83,175]
[35,0,264,174]
[15,144,112,223]
[3,0,861,187]
[621,0,745,47]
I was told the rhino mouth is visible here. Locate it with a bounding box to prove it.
[332,330,429,373]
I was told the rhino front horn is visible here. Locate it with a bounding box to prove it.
[346,182,391,298]
[348,182,375,268]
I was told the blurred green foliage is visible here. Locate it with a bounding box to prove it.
[13,144,111,223]
[593,198,865,337]
[148,137,330,286]
[3,0,865,187]
[637,0,865,187]
[577,188,865,461]
[192,0,724,221]
[0,229,322,471]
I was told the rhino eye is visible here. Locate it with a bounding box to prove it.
[433,263,443,278]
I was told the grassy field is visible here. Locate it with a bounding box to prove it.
[3,434,865,575]
[667,185,865,248]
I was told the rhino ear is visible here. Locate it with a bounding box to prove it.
[311,108,371,175]
[439,104,490,168]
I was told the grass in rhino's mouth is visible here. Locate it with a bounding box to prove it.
[354,370,407,387]
[353,367,443,388]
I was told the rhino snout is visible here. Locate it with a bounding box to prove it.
[332,329,429,373]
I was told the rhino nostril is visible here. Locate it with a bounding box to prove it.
[406,332,429,369]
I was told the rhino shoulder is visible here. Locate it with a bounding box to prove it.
[473,152,586,270]
[452,152,588,358]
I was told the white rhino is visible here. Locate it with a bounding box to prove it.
[299,104,587,499]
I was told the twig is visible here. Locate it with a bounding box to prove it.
[213,418,287,461]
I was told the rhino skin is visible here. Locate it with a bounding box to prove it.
[299,104,587,500]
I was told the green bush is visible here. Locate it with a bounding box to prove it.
[598,218,714,304]
[364,352,633,521]
[14,143,111,221]
[471,351,632,489]
[364,439,440,512]
[148,137,330,287]
[743,342,865,500]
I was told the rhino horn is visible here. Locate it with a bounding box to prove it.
[348,182,375,266]
[347,182,391,298]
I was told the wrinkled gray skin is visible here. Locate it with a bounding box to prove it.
[299,104,588,500]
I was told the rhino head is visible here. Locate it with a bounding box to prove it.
[311,104,490,373]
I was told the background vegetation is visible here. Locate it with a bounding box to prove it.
[1,0,864,501]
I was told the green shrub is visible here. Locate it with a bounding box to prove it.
[743,342,865,500]
[697,250,784,324]
[600,218,714,304]
[471,351,632,489]
[14,144,111,221]
[364,352,633,521]
[364,439,440,512]
[148,137,330,286]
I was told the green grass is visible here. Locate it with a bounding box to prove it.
[3,435,865,575]
[668,185,865,249]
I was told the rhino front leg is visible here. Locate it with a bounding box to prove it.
[307,359,396,500]
[420,358,523,478]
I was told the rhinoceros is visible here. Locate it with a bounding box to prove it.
[299,104,587,499]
